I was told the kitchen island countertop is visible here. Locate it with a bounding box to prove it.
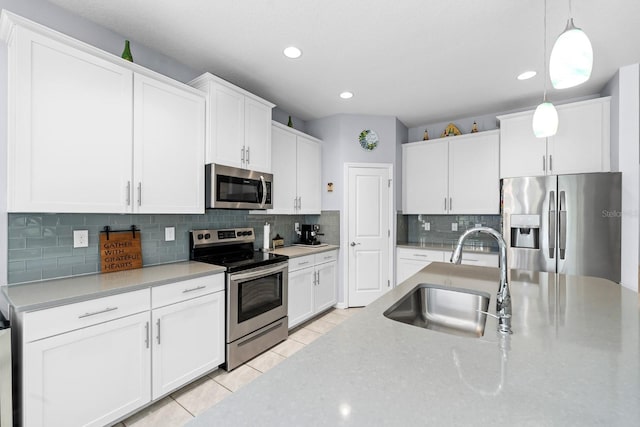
[188,262,640,426]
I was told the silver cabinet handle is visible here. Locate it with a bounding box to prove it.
[137,182,142,206]
[414,254,430,258]
[299,261,310,265]
[126,181,131,206]
[156,318,161,345]
[241,147,245,163]
[449,197,453,211]
[298,196,302,210]
[542,155,546,172]
[246,147,250,164]
[559,191,567,260]
[145,321,149,348]
[444,197,447,211]
[316,271,320,286]
[313,271,317,286]
[183,285,206,293]
[350,242,361,247]
[549,155,553,172]
[548,191,556,258]
[78,306,118,319]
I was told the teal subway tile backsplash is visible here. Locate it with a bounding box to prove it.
[7,210,341,284]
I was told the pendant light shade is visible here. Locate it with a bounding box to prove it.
[532,101,559,138]
[549,18,593,89]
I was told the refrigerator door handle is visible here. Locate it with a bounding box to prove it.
[548,191,556,258]
[559,191,567,259]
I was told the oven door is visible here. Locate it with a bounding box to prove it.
[227,262,288,342]
[206,163,273,209]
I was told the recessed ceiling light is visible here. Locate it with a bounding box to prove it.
[283,46,302,59]
[517,71,537,80]
[339,91,354,99]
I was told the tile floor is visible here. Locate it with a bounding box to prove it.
[112,307,362,427]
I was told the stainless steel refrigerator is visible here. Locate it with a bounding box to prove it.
[502,172,621,283]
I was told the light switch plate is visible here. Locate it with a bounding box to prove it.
[73,230,89,248]
[475,223,482,228]
[451,223,458,232]
[423,222,430,231]
[165,227,175,242]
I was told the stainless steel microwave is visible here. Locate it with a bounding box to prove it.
[206,163,273,209]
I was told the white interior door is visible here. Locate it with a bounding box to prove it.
[347,165,392,307]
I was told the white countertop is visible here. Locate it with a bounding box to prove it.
[271,245,339,258]
[187,262,640,426]
[397,241,499,254]
[1,261,225,312]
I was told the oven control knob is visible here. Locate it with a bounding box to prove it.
[247,230,253,236]
[236,231,242,237]
[197,234,204,240]
[205,233,211,239]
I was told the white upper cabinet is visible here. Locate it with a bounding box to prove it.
[1,12,206,214]
[189,72,275,172]
[268,122,322,215]
[133,74,205,214]
[402,130,500,215]
[6,23,134,213]
[498,97,610,178]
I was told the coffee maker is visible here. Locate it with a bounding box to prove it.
[298,224,323,245]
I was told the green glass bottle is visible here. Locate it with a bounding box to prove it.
[287,116,293,128]
[121,40,133,62]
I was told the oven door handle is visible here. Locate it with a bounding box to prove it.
[229,263,287,282]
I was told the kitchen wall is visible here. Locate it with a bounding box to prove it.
[602,63,640,292]
[403,215,501,250]
[6,210,339,285]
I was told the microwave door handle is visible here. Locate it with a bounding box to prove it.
[260,176,267,206]
[548,191,556,258]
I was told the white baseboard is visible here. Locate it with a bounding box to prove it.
[334,302,348,309]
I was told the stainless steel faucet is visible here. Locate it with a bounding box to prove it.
[450,226,512,334]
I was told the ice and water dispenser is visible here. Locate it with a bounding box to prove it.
[510,215,540,249]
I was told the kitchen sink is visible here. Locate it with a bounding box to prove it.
[383,284,491,338]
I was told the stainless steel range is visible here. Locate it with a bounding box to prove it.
[190,228,289,371]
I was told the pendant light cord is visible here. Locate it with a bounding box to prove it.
[543,0,548,102]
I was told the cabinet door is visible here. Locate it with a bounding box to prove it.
[23,311,151,427]
[9,27,133,213]
[271,126,298,214]
[288,266,315,329]
[314,261,337,313]
[210,82,245,168]
[402,140,448,214]
[499,112,547,178]
[133,74,205,213]
[296,136,322,214]
[244,98,272,172]
[396,258,431,284]
[548,99,610,175]
[151,291,224,399]
[448,132,500,214]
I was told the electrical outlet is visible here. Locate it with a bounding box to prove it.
[423,222,430,231]
[451,223,458,232]
[73,230,89,248]
[165,227,175,241]
[295,222,300,232]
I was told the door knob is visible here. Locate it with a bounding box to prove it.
[350,242,361,247]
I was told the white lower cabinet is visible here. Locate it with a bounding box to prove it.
[21,273,226,427]
[288,251,338,329]
[151,289,225,399]
[22,291,151,427]
[396,247,499,284]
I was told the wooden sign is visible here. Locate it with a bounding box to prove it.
[100,230,142,273]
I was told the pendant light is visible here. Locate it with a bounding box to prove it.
[549,0,593,89]
[533,0,558,138]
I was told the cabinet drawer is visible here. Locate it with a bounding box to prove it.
[288,254,316,272]
[152,274,225,309]
[315,250,337,265]
[23,289,150,343]
[445,252,499,267]
[397,248,444,262]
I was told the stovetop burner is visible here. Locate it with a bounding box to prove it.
[189,228,288,273]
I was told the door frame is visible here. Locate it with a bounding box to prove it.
[340,162,395,308]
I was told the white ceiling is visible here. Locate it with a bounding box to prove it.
[47,0,640,128]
